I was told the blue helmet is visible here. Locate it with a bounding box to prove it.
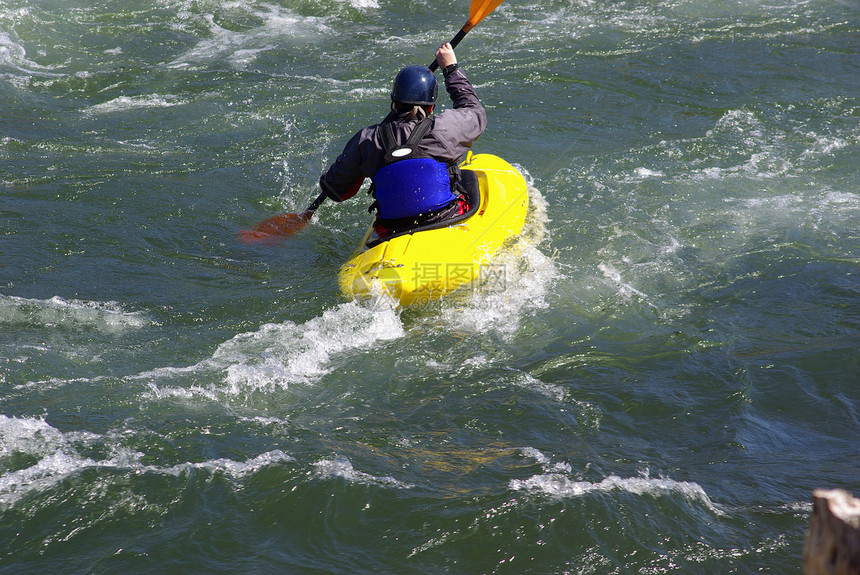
[391,65,438,106]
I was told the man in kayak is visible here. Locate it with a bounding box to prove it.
[318,43,487,238]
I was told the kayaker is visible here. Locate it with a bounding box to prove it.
[318,43,487,237]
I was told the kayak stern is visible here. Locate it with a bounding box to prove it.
[338,153,528,306]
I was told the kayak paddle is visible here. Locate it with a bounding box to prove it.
[239,190,326,243]
[429,0,507,71]
[239,0,507,243]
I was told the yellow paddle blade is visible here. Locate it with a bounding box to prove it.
[466,0,506,31]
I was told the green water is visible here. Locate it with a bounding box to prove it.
[1,0,858,573]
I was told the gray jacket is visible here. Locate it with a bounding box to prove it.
[319,67,487,202]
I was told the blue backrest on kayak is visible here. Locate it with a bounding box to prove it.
[373,157,457,219]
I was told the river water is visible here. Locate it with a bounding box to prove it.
[1,1,858,573]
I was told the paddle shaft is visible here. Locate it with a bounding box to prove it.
[303,190,327,216]
[428,28,469,71]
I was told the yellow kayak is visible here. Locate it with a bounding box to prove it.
[338,152,529,306]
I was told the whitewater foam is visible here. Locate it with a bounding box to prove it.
[439,179,556,337]
[0,415,140,506]
[0,29,62,84]
[219,299,404,392]
[83,94,186,116]
[313,456,410,488]
[168,5,330,69]
[511,447,722,514]
[511,471,721,513]
[0,414,294,507]
[140,299,404,400]
[0,294,152,333]
[162,449,295,479]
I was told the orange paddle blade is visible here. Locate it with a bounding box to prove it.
[238,211,311,244]
[465,0,506,31]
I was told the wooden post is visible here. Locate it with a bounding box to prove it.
[803,488,860,575]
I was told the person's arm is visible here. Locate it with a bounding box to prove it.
[319,130,366,202]
[422,44,486,160]
[434,43,482,111]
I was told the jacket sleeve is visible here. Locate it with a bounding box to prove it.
[422,67,487,161]
[444,67,484,112]
[319,129,368,202]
